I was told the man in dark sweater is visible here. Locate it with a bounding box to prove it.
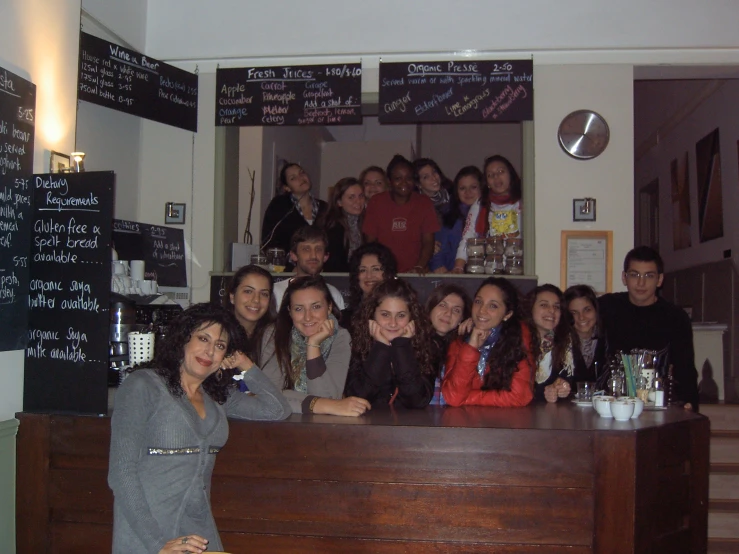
[598,246,699,410]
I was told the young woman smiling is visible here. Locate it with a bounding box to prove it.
[564,284,603,386]
[345,279,435,408]
[413,157,453,223]
[442,277,534,407]
[359,165,389,200]
[320,177,366,272]
[260,275,370,417]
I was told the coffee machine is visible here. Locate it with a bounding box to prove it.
[108,293,137,385]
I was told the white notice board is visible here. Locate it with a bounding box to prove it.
[560,230,613,294]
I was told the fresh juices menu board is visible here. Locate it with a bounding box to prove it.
[78,32,199,132]
[24,171,114,414]
[0,66,35,352]
[215,63,362,126]
[378,59,533,123]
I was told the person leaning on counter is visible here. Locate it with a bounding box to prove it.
[108,303,290,554]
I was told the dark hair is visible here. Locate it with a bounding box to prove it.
[318,177,364,250]
[426,284,472,332]
[278,162,302,193]
[289,225,329,253]
[351,278,434,376]
[563,284,602,342]
[413,158,453,188]
[225,264,275,364]
[148,302,245,404]
[623,246,664,274]
[273,276,341,389]
[483,155,522,202]
[443,165,484,228]
[359,166,389,190]
[386,154,414,180]
[472,277,528,391]
[526,284,574,376]
[347,242,398,309]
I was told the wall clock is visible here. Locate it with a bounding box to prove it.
[558,110,610,160]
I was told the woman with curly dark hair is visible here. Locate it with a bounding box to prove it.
[527,284,577,403]
[109,303,290,554]
[442,277,534,407]
[340,242,398,331]
[224,264,274,367]
[345,278,435,408]
[564,284,604,387]
[425,284,472,405]
[260,275,370,417]
[319,177,365,272]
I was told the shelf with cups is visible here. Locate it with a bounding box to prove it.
[465,237,523,275]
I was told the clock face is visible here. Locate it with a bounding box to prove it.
[558,110,610,160]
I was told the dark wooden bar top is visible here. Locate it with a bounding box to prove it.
[16,403,709,553]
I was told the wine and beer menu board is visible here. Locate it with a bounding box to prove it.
[378,59,533,123]
[215,63,362,126]
[78,32,199,132]
[24,171,114,414]
[0,66,35,352]
[113,219,187,287]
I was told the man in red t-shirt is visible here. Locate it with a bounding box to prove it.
[363,155,440,273]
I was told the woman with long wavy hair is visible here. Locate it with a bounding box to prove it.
[109,303,290,554]
[319,177,365,272]
[260,275,370,417]
[345,278,435,408]
[442,277,534,407]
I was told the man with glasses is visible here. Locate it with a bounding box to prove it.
[599,246,698,410]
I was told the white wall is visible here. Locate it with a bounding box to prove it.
[636,80,739,272]
[533,64,635,289]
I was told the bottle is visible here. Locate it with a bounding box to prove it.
[653,372,665,407]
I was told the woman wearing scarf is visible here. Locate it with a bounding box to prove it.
[527,284,578,403]
[442,277,534,407]
[260,275,370,417]
[429,166,484,273]
[452,155,523,272]
[319,177,365,272]
[564,285,605,388]
[261,163,328,259]
[413,157,453,224]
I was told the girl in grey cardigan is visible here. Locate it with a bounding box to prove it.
[108,303,290,554]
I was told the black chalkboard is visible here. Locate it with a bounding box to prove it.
[78,32,198,132]
[378,60,533,123]
[215,63,362,126]
[113,219,187,287]
[0,66,36,352]
[24,171,114,414]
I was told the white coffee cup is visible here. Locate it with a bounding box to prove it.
[593,395,614,418]
[130,260,145,281]
[611,399,635,421]
[628,397,644,419]
[112,261,126,275]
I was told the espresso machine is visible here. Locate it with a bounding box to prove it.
[108,293,137,385]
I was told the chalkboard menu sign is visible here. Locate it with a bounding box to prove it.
[0,66,35,352]
[215,63,362,126]
[78,32,198,132]
[113,219,187,287]
[378,59,533,123]
[24,171,114,414]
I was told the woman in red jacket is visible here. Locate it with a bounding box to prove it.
[442,277,534,407]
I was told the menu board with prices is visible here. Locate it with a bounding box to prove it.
[24,171,115,414]
[378,59,533,123]
[215,63,362,126]
[0,66,35,352]
[78,31,198,132]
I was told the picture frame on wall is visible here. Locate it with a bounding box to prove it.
[49,151,70,173]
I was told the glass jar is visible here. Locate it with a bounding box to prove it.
[504,237,523,257]
[250,253,268,269]
[484,255,504,275]
[466,256,485,274]
[505,256,523,275]
[485,236,504,256]
[466,238,486,258]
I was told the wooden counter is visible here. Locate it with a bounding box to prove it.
[16,404,708,553]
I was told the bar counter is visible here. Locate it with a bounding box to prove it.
[16,403,708,553]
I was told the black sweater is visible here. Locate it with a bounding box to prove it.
[598,292,699,409]
[260,194,328,255]
[344,337,434,409]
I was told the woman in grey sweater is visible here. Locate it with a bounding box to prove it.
[108,303,291,554]
[260,275,370,417]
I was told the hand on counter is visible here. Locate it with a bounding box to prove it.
[312,396,371,417]
[159,535,208,554]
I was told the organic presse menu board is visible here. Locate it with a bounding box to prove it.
[215,63,362,126]
[0,66,35,352]
[378,60,533,123]
[24,171,114,414]
[78,32,198,132]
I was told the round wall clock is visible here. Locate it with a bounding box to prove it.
[558,110,610,160]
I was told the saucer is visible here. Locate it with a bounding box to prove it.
[572,399,594,407]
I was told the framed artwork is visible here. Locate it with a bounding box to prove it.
[49,151,70,173]
[695,128,723,242]
[560,230,613,295]
[164,203,186,225]
[670,152,691,250]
